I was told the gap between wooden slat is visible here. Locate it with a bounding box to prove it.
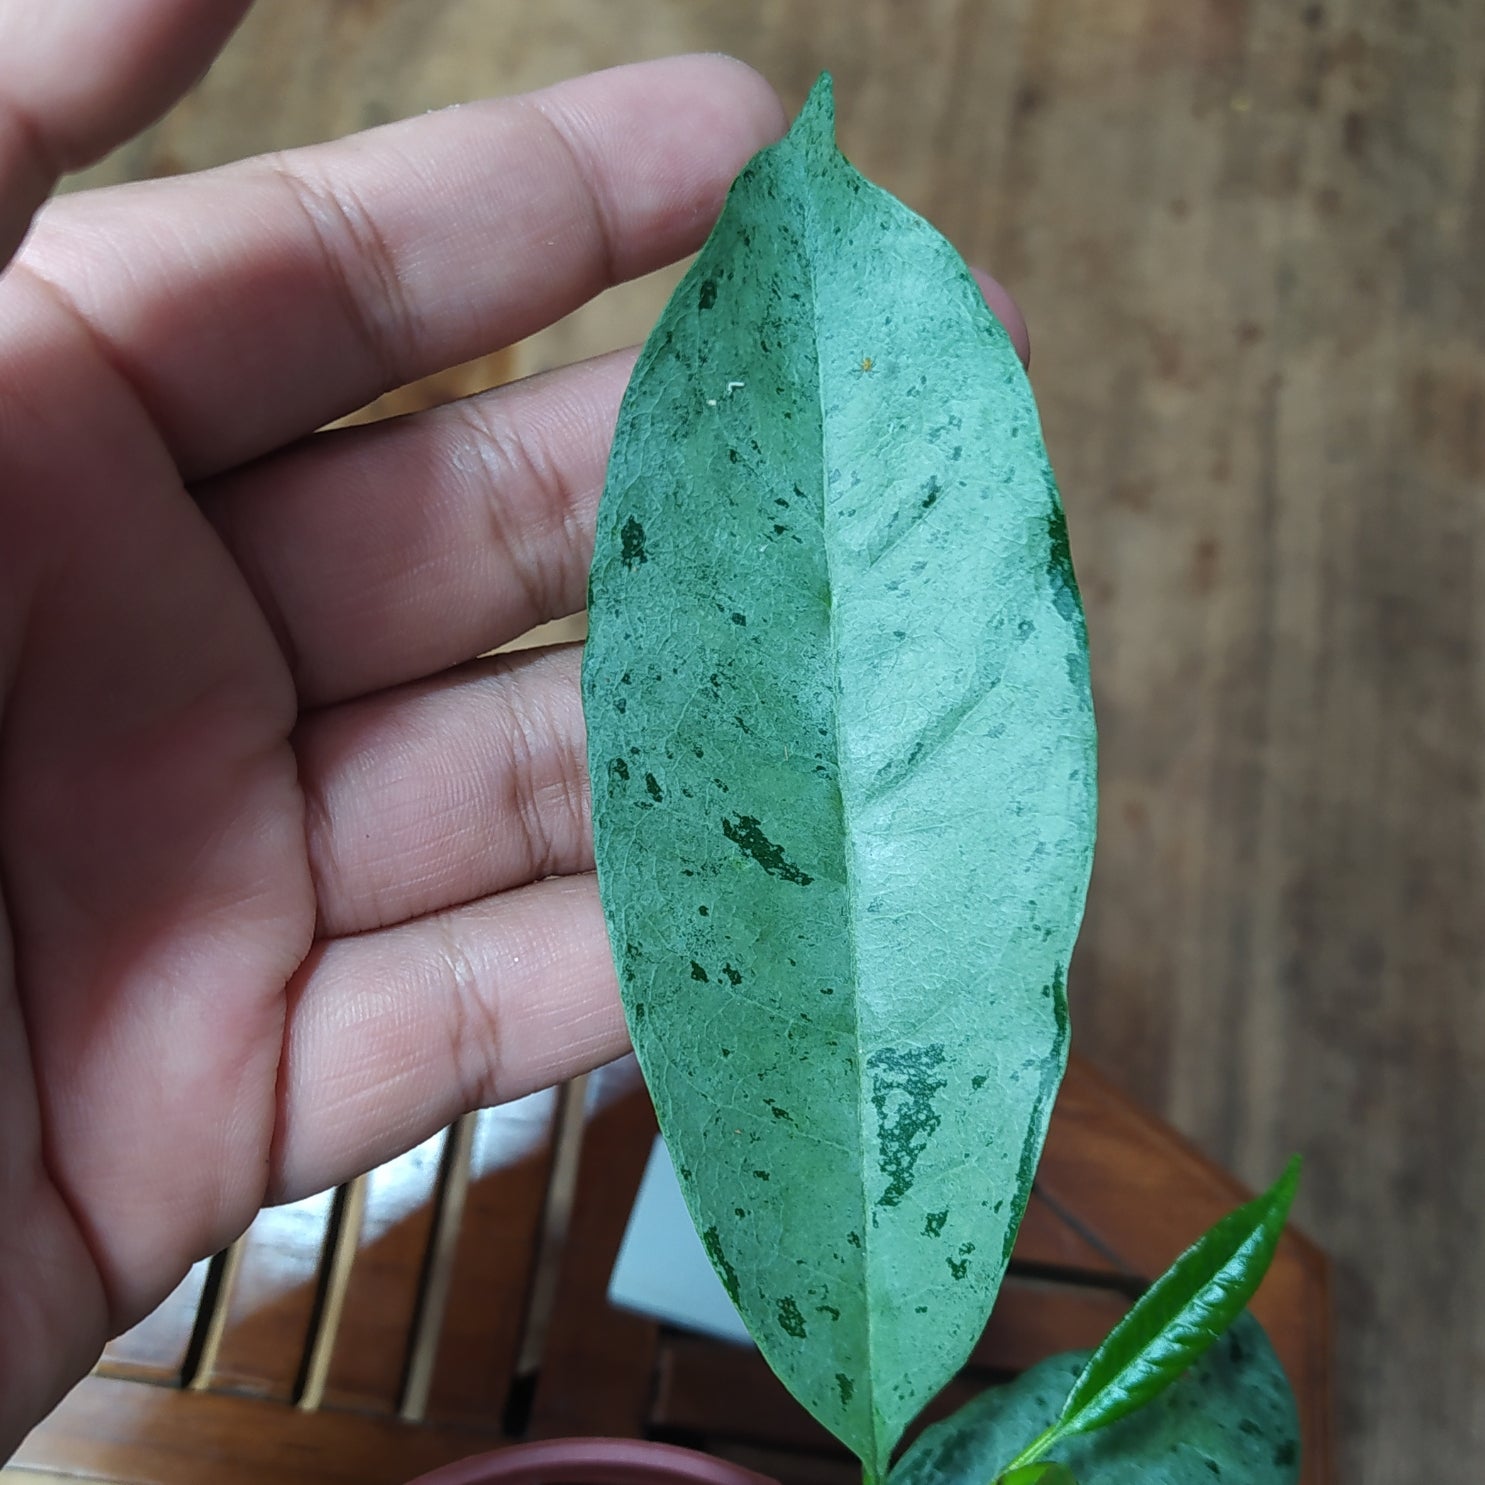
[1028,1179,1136,1277]
[399,1116,476,1421]
[1005,1255,1146,1298]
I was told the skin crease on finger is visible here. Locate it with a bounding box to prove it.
[0,0,1031,1454]
[296,646,595,938]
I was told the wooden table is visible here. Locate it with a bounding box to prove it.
[14,1055,1332,1484]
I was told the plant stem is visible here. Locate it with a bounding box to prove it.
[995,1422,1062,1476]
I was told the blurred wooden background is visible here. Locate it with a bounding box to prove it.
[52,1,1483,1480]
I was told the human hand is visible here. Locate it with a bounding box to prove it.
[0,0,1028,1452]
[0,0,794,1446]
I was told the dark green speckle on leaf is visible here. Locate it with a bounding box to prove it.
[778,1297,808,1339]
[721,814,814,885]
[869,1045,948,1207]
[702,1226,740,1305]
[620,516,647,568]
[1045,506,1082,625]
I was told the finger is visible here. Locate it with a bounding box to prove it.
[17,55,787,479]
[271,874,624,1202]
[298,646,590,939]
[204,349,628,706]
[971,265,1031,369]
[0,0,252,264]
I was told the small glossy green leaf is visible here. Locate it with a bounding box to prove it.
[1044,1157,1300,1446]
[891,1314,1301,1485]
[583,76,1095,1478]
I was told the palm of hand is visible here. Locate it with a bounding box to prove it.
[0,15,786,1448]
[2,263,308,1371]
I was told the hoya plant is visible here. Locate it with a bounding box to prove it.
[581,76,1303,1484]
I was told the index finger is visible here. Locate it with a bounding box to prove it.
[14,56,787,479]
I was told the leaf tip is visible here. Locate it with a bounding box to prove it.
[791,71,838,151]
[1271,1152,1302,1219]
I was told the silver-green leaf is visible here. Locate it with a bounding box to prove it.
[583,76,1096,1478]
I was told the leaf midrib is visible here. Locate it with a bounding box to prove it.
[788,132,883,1473]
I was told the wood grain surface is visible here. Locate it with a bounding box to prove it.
[49,1,1484,1479]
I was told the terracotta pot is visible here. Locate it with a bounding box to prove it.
[404,1438,780,1485]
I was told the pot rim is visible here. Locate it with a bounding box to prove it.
[403,1436,779,1485]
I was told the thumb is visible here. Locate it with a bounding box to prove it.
[971,264,1032,371]
[0,0,253,266]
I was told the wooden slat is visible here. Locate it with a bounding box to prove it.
[525,1060,661,1440]
[320,1132,446,1414]
[401,1116,478,1421]
[652,1334,986,1459]
[512,1079,591,1381]
[1011,1190,1129,1277]
[650,1336,838,1455]
[709,1442,861,1485]
[297,1178,367,1411]
[183,1246,240,1394]
[423,1089,562,1427]
[98,1259,210,1384]
[198,1190,335,1401]
[15,1375,494,1485]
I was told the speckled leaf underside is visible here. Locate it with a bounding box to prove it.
[582,77,1097,1479]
